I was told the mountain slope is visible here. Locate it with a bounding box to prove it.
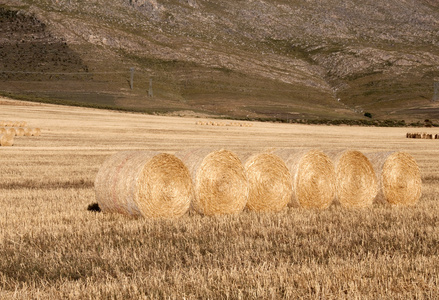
[1,0,438,120]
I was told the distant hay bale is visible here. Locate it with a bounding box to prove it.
[14,127,25,136]
[243,152,292,212]
[30,128,41,136]
[19,121,27,127]
[0,134,14,146]
[6,128,16,136]
[365,152,422,206]
[276,149,336,209]
[12,121,20,127]
[5,121,13,127]
[328,150,378,208]
[94,151,193,218]
[0,121,5,126]
[177,149,248,216]
[23,128,32,137]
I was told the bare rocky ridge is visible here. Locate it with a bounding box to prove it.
[0,0,438,120]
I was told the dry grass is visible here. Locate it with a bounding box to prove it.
[0,98,439,299]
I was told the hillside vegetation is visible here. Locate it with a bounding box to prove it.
[1,0,439,120]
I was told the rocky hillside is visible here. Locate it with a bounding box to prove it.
[1,0,438,120]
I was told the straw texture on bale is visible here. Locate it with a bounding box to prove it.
[0,134,14,146]
[6,128,16,136]
[243,152,292,212]
[0,128,6,135]
[19,121,27,127]
[23,128,32,137]
[30,128,41,136]
[177,149,248,216]
[94,151,193,219]
[0,121,5,126]
[276,149,336,209]
[366,152,422,206]
[328,150,378,208]
[5,121,13,127]
[14,127,25,136]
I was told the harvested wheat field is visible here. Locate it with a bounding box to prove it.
[0,97,439,299]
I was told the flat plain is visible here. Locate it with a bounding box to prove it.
[0,97,438,299]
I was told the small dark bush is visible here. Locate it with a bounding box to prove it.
[364,112,372,118]
[87,203,101,212]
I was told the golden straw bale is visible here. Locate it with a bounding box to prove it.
[242,152,292,212]
[276,149,336,209]
[23,128,32,137]
[12,121,20,127]
[14,127,25,136]
[30,128,41,136]
[94,151,193,218]
[19,121,27,127]
[0,133,14,146]
[6,128,16,136]
[5,121,13,127]
[365,152,422,206]
[0,128,6,135]
[327,150,378,208]
[177,149,248,216]
[0,121,5,127]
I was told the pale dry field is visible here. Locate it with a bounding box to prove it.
[0,98,438,299]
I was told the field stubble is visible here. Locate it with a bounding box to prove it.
[0,98,439,299]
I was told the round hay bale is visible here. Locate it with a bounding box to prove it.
[19,121,27,127]
[328,150,378,208]
[23,127,32,137]
[14,127,25,137]
[276,149,336,209]
[5,121,13,127]
[94,151,193,218]
[177,149,248,216]
[365,152,421,206]
[0,128,6,135]
[30,128,41,136]
[12,122,20,127]
[0,134,14,146]
[0,121,5,127]
[243,152,292,212]
[6,128,16,136]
